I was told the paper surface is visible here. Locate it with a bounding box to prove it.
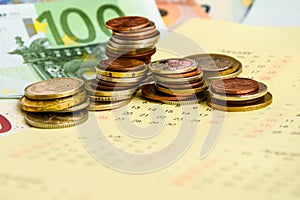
[1,19,300,199]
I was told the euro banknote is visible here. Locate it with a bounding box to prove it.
[0,0,165,98]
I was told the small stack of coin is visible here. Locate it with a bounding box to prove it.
[186,54,243,83]
[207,77,273,112]
[105,16,160,63]
[19,78,89,128]
[142,58,208,105]
[84,58,148,110]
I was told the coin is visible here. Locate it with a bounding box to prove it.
[25,110,88,129]
[106,45,154,56]
[93,79,138,88]
[209,82,268,101]
[88,94,132,102]
[156,78,205,89]
[112,31,158,41]
[112,21,156,36]
[141,84,197,102]
[20,90,86,112]
[211,78,259,95]
[96,64,148,78]
[87,99,130,111]
[204,63,243,82]
[90,79,134,91]
[156,82,208,96]
[106,48,156,61]
[155,68,202,78]
[207,92,273,112]
[85,80,137,97]
[149,58,198,74]
[97,74,145,83]
[155,71,203,83]
[108,40,156,50]
[113,26,157,37]
[110,31,160,44]
[98,58,145,72]
[55,98,90,113]
[186,53,239,72]
[25,77,84,100]
[105,16,149,31]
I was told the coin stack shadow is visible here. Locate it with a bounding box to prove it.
[186,54,243,84]
[19,78,89,129]
[85,16,160,111]
[142,58,208,105]
[207,77,273,112]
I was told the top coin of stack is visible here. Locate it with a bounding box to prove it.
[207,77,273,112]
[105,16,160,63]
[186,54,243,83]
[19,78,89,128]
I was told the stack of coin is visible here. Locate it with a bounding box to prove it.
[142,58,208,105]
[19,78,89,128]
[207,77,273,112]
[105,16,160,63]
[186,54,243,83]
[84,58,147,111]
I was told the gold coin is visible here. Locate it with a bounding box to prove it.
[20,90,86,112]
[95,65,148,78]
[87,99,130,111]
[204,64,243,82]
[84,80,137,97]
[156,82,208,96]
[25,78,85,100]
[88,94,132,102]
[25,110,88,129]
[55,98,90,113]
[206,92,273,112]
[97,74,145,83]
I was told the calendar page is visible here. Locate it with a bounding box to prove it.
[0,19,300,200]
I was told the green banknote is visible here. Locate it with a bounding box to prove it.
[0,0,164,98]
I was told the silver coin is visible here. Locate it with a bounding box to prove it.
[149,58,198,74]
[155,71,203,83]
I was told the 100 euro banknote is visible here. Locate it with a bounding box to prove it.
[0,0,164,98]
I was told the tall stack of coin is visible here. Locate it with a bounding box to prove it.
[142,58,208,105]
[85,58,147,110]
[207,77,272,112]
[83,16,160,111]
[186,54,243,83]
[19,78,89,128]
[105,16,160,63]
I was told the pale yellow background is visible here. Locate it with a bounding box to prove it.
[1,19,300,200]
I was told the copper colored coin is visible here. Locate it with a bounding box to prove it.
[156,68,202,78]
[211,78,259,95]
[113,21,156,36]
[105,16,149,32]
[141,84,196,101]
[106,48,156,60]
[98,58,145,72]
[156,78,205,89]
[90,79,135,91]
